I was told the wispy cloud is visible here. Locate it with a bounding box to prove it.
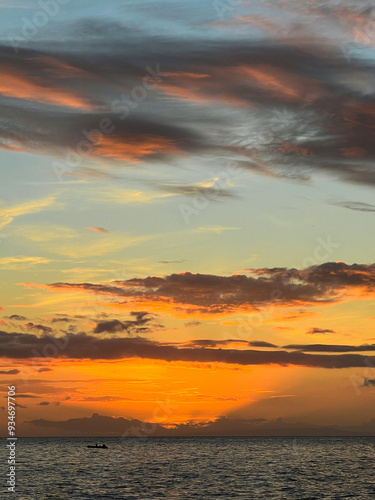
[0,196,60,230]
[86,227,109,234]
[0,66,92,110]
[49,233,153,258]
[0,256,51,270]
[12,223,153,258]
[96,188,174,205]
[193,226,240,234]
[11,224,77,242]
[332,201,375,213]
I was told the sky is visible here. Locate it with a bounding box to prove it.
[1,0,375,436]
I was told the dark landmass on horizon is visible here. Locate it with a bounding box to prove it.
[17,413,375,438]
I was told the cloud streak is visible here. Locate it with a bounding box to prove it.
[0,256,51,269]
[306,327,336,335]
[93,311,161,335]
[86,227,109,234]
[332,201,375,213]
[1,331,375,368]
[0,196,60,230]
[363,378,375,387]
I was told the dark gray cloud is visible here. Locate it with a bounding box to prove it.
[363,378,375,387]
[306,327,336,335]
[0,369,20,374]
[1,330,375,368]
[154,183,237,200]
[46,272,323,314]
[284,343,375,353]
[51,317,74,323]
[42,262,375,314]
[25,322,53,334]
[185,339,245,348]
[14,394,39,398]
[26,412,169,437]
[0,43,204,165]
[185,320,201,327]
[332,201,375,212]
[5,315,27,321]
[249,262,375,289]
[248,341,278,348]
[93,311,160,335]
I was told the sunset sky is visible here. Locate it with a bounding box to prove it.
[1,0,375,436]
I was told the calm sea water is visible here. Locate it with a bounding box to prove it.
[3,436,375,499]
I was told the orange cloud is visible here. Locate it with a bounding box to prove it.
[86,227,109,234]
[239,64,324,103]
[276,141,313,157]
[160,63,325,108]
[211,14,275,33]
[0,142,26,153]
[92,135,180,162]
[9,304,37,308]
[0,67,92,110]
[167,72,210,79]
[33,55,89,78]
[236,15,275,31]
[159,72,254,108]
[341,147,366,159]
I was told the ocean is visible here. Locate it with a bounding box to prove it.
[4,436,375,499]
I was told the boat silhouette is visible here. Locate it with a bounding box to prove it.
[87,443,108,449]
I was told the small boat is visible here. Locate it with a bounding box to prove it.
[87,443,108,449]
